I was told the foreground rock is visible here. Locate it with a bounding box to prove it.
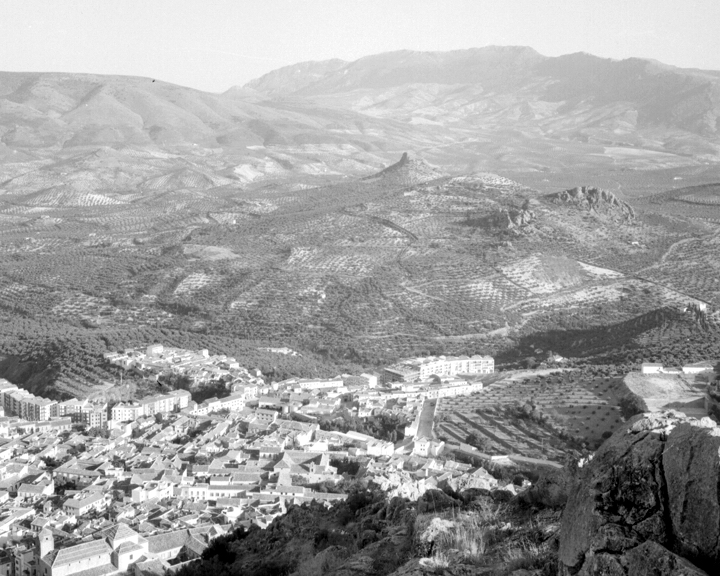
[558,411,720,575]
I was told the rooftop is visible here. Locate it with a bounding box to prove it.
[46,539,112,566]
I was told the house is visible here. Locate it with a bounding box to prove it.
[275,421,317,446]
[132,481,174,503]
[412,437,445,457]
[18,480,54,501]
[63,492,107,516]
[253,409,278,424]
[55,460,104,487]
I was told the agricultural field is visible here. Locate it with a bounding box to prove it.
[436,370,627,460]
[636,232,720,305]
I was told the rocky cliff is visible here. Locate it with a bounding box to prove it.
[545,187,636,220]
[558,411,720,575]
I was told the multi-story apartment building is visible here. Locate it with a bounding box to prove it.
[383,355,494,383]
[167,389,191,409]
[110,402,144,423]
[217,393,245,412]
[22,397,57,421]
[81,404,108,429]
[54,398,89,421]
[6,390,32,419]
[112,390,191,421]
[0,382,61,422]
[0,380,20,416]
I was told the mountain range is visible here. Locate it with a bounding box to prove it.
[1,46,720,197]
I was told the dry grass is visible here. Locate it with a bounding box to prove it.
[501,538,555,575]
[417,504,503,569]
[418,551,451,573]
[436,513,487,563]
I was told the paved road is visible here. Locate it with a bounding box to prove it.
[417,398,436,438]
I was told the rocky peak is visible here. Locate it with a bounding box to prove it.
[545,186,636,220]
[558,410,720,575]
[364,153,445,187]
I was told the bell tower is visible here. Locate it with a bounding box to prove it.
[38,528,54,558]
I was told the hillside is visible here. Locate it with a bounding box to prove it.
[1,145,719,396]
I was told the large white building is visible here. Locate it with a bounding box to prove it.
[0,380,58,422]
[111,390,191,423]
[383,355,494,383]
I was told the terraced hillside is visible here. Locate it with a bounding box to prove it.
[437,370,627,460]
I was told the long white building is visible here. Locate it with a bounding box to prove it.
[383,355,494,383]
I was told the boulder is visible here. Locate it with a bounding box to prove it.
[557,411,717,575]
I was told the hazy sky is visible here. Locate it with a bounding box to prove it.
[1,0,718,93]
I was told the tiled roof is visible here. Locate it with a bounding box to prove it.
[48,539,112,566]
[65,565,117,576]
[18,483,46,494]
[100,522,138,545]
[134,558,170,576]
[146,529,190,554]
[115,541,145,555]
[184,535,207,556]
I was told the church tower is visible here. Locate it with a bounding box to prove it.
[38,528,54,558]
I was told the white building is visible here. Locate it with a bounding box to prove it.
[641,363,664,375]
[384,355,494,383]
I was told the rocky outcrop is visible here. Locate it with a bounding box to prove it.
[492,199,538,230]
[363,152,446,187]
[557,411,720,575]
[545,186,636,220]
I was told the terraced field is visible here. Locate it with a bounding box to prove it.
[436,371,627,460]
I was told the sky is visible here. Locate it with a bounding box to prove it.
[1,0,718,93]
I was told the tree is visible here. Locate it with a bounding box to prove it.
[619,393,647,419]
[465,433,488,451]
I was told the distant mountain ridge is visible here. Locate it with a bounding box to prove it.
[1,46,720,190]
[244,47,720,138]
[241,46,720,172]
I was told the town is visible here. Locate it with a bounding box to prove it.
[0,346,504,576]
